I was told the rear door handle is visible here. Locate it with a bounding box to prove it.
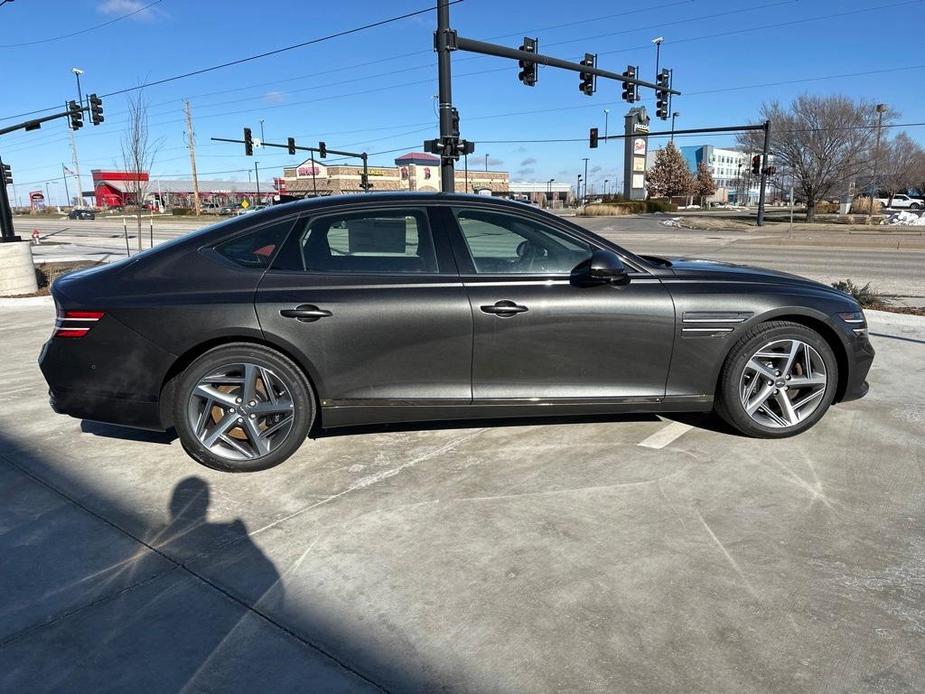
[480,300,529,317]
[279,304,332,322]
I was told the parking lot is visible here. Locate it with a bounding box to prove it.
[1,299,923,693]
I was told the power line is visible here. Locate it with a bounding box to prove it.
[0,0,165,48]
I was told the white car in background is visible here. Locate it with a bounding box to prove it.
[877,194,923,210]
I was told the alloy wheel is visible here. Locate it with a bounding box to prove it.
[186,362,295,461]
[739,339,828,429]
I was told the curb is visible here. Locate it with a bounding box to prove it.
[0,295,54,309]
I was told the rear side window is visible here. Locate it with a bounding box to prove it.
[298,209,438,274]
[215,219,293,269]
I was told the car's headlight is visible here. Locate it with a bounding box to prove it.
[837,311,865,324]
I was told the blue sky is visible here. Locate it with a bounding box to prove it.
[1,0,923,203]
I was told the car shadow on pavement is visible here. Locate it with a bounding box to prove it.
[0,435,396,692]
[80,420,177,445]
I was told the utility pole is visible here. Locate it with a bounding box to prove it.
[184,99,201,215]
[582,157,589,201]
[255,161,261,202]
[484,153,489,172]
[652,37,663,79]
[756,120,771,226]
[869,103,887,222]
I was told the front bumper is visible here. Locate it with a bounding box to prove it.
[838,326,875,403]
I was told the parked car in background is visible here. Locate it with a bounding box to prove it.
[218,205,236,216]
[67,209,96,220]
[235,205,267,216]
[877,193,922,210]
[39,193,874,472]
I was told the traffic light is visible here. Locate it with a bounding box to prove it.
[450,107,460,138]
[318,141,327,158]
[621,65,638,103]
[359,173,370,190]
[1,163,11,185]
[518,36,538,86]
[243,127,253,156]
[589,127,599,149]
[68,100,83,130]
[287,137,296,155]
[579,53,596,96]
[751,155,761,175]
[89,94,103,126]
[655,69,670,120]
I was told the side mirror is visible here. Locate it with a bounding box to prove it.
[572,250,630,287]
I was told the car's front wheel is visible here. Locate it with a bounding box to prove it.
[715,321,838,438]
[173,344,314,471]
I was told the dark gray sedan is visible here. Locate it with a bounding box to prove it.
[40,193,874,471]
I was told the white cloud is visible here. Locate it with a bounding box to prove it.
[264,91,286,104]
[97,0,165,21]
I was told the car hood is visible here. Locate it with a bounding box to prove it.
[663,256,845,293]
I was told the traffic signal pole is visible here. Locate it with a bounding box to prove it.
[0,157,17,242]
[430,0,679,193]
[756,120,771,226]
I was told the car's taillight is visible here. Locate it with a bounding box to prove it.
[54,309,105,338]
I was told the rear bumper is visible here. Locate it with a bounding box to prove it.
[48,386,165,431]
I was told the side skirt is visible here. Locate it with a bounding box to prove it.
[320,395,713,429]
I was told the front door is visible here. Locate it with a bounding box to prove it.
[255,205,472,409]
[443,205,675,402]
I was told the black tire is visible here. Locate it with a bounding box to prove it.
[715,321,838,438]
[173,343,315,472]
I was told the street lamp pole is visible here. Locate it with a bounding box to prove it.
[671,112,680,142]
[603,109,609,140]
[576,174,582,205]
[484,153,489,172]
[254,162,260,203]
[604,179,609,199]
[652,37,664,79]
[70,68,85,206]
[259,119,265,146]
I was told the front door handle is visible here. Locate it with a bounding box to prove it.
[480,300,529,317]
[279,304,333,322]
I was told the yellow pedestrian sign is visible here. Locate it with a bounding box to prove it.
[240,199,250,209]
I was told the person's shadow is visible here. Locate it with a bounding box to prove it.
[157,476,283,610]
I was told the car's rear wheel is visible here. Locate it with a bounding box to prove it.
[173,344,314,471]
[715,321,838,438]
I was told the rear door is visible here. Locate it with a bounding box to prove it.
[255,204,472,407]
[442,204,675,401]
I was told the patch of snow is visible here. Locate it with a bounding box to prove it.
[881,210,925,226]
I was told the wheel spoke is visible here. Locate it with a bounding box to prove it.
[242,364,259,404]
[194,398,213,436]
[746,382,774,415]
[193,384,237,409]
[782,340,801,378]
[241,417,271,456]
[788,375,826,388]
[219,434,255,459]
[792,388,825,411]
[201,411,238,448]
[250,399,294,415]
[260,417,292,439]
[775,391,798,425]
[746,358,778,381]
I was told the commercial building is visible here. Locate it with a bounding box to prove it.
[678,145,765,205]
[91,170,274,209]
[280,152,509,197]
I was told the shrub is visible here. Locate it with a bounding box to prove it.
[831,279,883,307]
[171,207,193,216]
[580,204,631,216]
[645,198,677,213]
[849,197,882,215]
[814,201,838,214]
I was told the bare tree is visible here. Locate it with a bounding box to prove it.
[878,132,924,205]
[739,95,886,221]
[121,91,160,251]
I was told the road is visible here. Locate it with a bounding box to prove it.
[16,213,925,298]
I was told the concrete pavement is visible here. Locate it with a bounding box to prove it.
[0,299,923,692]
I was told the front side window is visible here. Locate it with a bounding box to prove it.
[453,208,592,274]
[299,209,438,274]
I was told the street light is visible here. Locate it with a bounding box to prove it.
[259,119,265,147]
[547,178,555,208]
[671,112,680,142]
[254,161,260,203]
[870,103,888,218]
[651,36,664,78]
[603,109,609,140]
[71,67,84,102]
[604,178,609,198]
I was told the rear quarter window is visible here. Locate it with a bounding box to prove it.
[214,219,294,269]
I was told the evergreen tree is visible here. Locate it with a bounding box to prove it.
[695,160,717,205]
[647,142,694,199]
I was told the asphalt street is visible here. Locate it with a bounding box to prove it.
[0,299,923,693]
[16,214,925,298]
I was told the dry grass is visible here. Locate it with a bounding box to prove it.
[850,197,882,215]
[580,204,631,216]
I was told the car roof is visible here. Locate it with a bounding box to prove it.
[267,192,540,214]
